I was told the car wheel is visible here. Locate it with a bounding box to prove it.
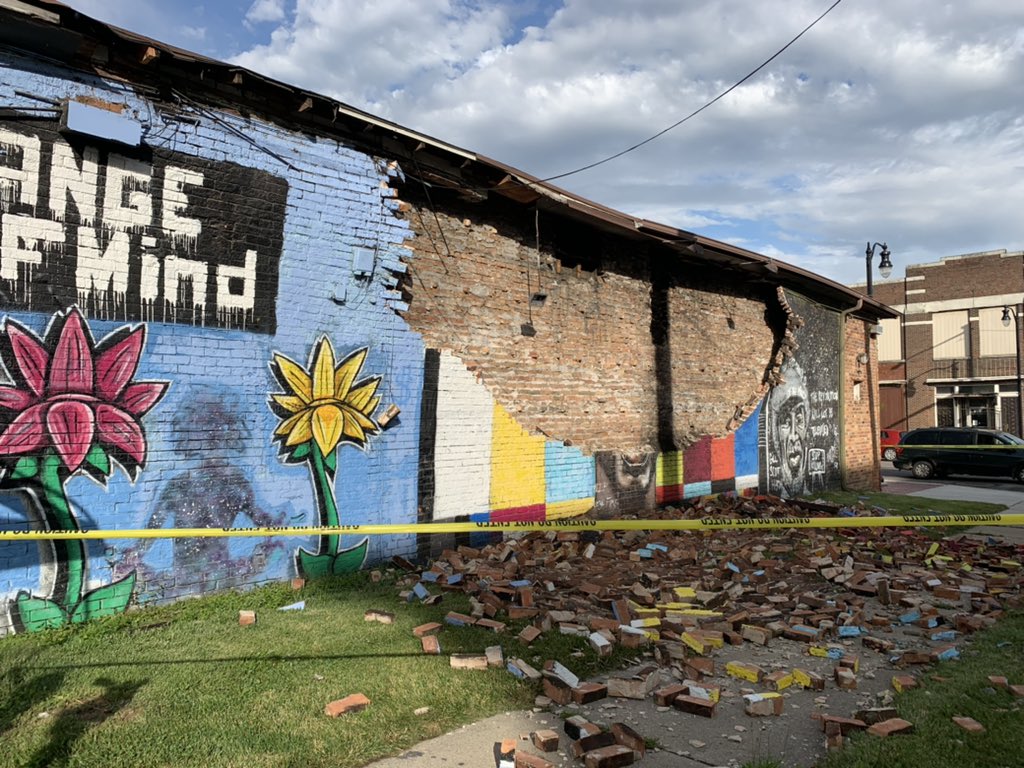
[911,460,935,479]
[1016,466,1024,484]
[882,448,897,461]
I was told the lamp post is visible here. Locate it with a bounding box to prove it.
[865,241,893,297]
[1001,305,1024,437]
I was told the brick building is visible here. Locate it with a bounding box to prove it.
[864,249,1024,435]
[0,0,894,632]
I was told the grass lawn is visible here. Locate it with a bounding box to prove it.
[0,573,632,768]
[818,610,1024,768]
[808,491,1007,517]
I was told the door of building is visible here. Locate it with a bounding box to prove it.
[879,384,906,430]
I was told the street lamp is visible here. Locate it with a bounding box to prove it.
[865,241,893,297]
[1001,305,1024,437]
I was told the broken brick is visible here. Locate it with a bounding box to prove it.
[531,729,560,752]
[238,610,256,626]
[743,692,783,716]
[412,622,441,637]
[572,682,608,705]
[515,753,554,768]
[672,695,716,718]
[952,716,985,734]
[583,745,636,768]
[611,723,645,756]
[892,674,918,693]
[324,693,370,717]
[449,653,488,670]
[867,718,914,737]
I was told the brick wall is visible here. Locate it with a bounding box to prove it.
[843,318,881,490]
[398,191,775,453]
[0,52,421,633]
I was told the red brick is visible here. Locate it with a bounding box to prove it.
[952,716,985,733]
[515,753,554,768]
[238,610,256,626]
[672,695,716,718]
[611,723,645,756]
[531,730,560,752]
[413,622,442,637]
[572,682,608,704]
[867,718,914,737]
[324,693,370,717]
[420,635,441,654]
[583,745,635,768]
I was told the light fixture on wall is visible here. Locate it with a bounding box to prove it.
[857,353,869,365]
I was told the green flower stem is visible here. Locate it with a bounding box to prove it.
[309,442,339,557]
[38,453,85,613]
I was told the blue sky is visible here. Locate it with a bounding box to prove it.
[66,0,1024,288]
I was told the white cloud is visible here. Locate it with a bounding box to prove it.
[246,0,287,24]
[63,0,1024,286]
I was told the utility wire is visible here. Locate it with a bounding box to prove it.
[540,0,844,184]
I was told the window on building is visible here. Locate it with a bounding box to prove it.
[932,310,969,359]
[877,318,902,361]
[979,307,1016,357]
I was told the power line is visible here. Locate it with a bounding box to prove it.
[540,0,845,184]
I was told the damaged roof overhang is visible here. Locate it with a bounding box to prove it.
[1,0,897,322]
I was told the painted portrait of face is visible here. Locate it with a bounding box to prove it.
[769,359,808,497]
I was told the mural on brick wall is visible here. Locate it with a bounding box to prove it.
[763,291,841,497]
[418,349,763,524]
[0,121,287,333]
[593,452,656,517]
[0,307,167,632]
[269,337,381,577]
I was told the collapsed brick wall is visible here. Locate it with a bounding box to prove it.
[398,190,776,454]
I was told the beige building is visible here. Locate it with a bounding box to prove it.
[863,249,1024,435]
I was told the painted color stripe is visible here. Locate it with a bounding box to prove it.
[546,498,595,519]
[545,442,595,505]
[432,351,493,520]
[490,404,545,511]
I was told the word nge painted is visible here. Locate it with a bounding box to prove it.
[0,122,287,333]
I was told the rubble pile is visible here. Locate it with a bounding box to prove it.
[391,494,1023,765]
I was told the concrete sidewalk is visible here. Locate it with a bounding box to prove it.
[881,474,1024,544]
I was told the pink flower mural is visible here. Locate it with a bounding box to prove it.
[0,308,168,632]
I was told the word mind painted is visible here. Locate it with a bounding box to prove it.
[0,121,287,333]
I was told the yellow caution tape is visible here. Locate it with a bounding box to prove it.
[1,513,1022,541]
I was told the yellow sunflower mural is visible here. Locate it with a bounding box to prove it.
[269,337,382,577]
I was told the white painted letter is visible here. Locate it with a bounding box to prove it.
[0,129,41,211]
[49,140,99,224]
[0,213,63,281]
[163,253,208,314]
[162,166,204,250]
[102,154,152,232]
[216,249,257,312]
[76,226,129,298]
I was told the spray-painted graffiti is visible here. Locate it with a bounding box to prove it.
[0,307,167,631]
[268,338,381,576]
[0,121,287,333]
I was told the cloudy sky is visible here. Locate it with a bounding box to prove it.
[65,0,1024,287]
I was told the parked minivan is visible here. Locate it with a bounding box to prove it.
[893,427,1024,481]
